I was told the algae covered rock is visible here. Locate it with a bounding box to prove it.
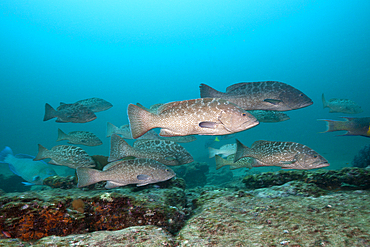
[0,180,187,241]
[243,167,370,190]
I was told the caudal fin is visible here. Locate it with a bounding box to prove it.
[108,134,134,162]
[76,167,103,187]
[234,139,250,163]
[215,155,229,170]
[318,119,348,133]
[33,144,48,161]
[0,147,13,163]
[43,103,57,121]
[199,84,224,98]
[56,128,68,141]
[321,93,328,108]
[208,147,218,158]
[106,122,119,137]
[127,104,155,139]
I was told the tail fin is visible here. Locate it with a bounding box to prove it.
[318,119,348,133]
[108,134,134,162]
[33,144,48,161]
[0,147,13,163]
[208,147,218,158]
[215,155,229,170]
[127,104,155,139]
[234,139,250,163]
[56,128,68,141]
[43,103,57,121]
[106,122,119,137]
[322,94,328,108]
[76,167,103,187]
[199,84,224,98]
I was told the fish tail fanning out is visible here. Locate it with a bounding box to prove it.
[215,155,229,170]
[318,119,348,133]
[0,147,13,163]
[199,84,224,98]
[76,167,103,187]
[106,122,119,137]
[33,144,48,161]
[108,134,134,162]
[208,147,218,158]
[128,104,156,139]
[234,139,251,163]
[56,128,68,141]
[321,93,328,109]
[43,103,57,121]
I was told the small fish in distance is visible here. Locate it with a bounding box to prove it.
[319,117,370,138]
[200,81,313,111]
[128,98,259,139]
[322,93,363,114]
[57,129,102,146]
[0,147,57,186]
[208,143,236,158]
[34,144,95,169]
[60,97,113,113]
[76,158,176,188]
[44,103,96,123]
[234,139,329,170]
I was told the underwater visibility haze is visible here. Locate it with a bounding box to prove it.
[0,0,370,245]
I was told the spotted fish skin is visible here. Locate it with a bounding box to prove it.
[34,144,95,169]
[200,82,313,111]
[247,110,290,123]
[215,154,260,170]
[322,94,363,114]
[57,129,102,146]
[133,139,194,165]
[61,98,113,113]
[319,117,370,137]
[109,134,193,166]
[128,98,259,139]
[76,158,176,188]
[44,103,97,123]
[234,139,329,170]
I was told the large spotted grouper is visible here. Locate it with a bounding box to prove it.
[128,98,259,139]
[200,81,313,111]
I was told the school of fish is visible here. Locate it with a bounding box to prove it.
[3,81,367,187]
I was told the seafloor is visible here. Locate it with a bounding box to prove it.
[0,166,370,247]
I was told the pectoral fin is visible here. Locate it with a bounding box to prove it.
[199,121,218,128]
[264,99,282,105]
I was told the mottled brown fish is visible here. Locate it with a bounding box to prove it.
[215,154,262,170]
[44,103,96,123]
[128,98,259,139]
[57,129,102,146]
[76,158,176,188]
[319,117,370,138]
[160,135,197,143]
[200,81,313,111]
[234,139,329,170]
[60,97,113,113]
[109,134,193,166]
[248,110,290,123]
[34,144,95,169]
[322,94,363,114]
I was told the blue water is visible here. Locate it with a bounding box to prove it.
[1,1,370,182]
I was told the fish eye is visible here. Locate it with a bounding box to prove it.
[299,93,304,96]
[242,113,247,116]
[165,169,170,172]
[313,155,318,158]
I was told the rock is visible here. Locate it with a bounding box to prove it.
[0,182,186,241]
